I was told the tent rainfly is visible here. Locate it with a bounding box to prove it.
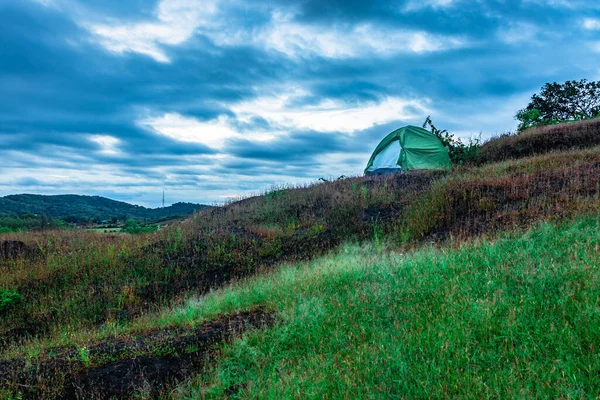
[364,125,451,174]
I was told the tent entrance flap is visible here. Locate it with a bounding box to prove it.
[367,140,402,172]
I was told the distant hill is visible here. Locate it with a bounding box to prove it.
[0,194,211,222]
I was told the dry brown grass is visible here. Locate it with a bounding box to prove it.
[477,117,600,164]
[403,147,600,240]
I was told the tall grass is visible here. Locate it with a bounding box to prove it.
[1,118,600,397]
[477,117,600,164]
[174,216,600,399]
[0,230,165,339]
[401,146,600,241]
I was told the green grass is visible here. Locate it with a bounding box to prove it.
[171,216,600,399]
[1,120,600,397]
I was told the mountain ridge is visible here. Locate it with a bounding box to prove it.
[0,193,211,221]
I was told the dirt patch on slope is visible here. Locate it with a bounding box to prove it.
[0,310,274,399]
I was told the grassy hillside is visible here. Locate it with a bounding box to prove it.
[0,194,210,222]
[174,216,600,399]
[476,117,600,164]
[402,146,600,240]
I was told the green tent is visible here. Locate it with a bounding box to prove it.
[364,125,451,174]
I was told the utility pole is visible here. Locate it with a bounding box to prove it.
[162,191,165,208]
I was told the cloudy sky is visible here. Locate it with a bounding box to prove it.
[1,0,599,207]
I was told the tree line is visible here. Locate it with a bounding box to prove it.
[516,79,600,131]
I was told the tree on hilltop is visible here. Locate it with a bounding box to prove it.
[516,79,600,131]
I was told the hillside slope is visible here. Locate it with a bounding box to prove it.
[2,121,600,397]
[174,216,600,398]
[0,194,210,221]
[476,117,600,164]
[2,217,598,398]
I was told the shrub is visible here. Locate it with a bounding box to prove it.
[122,219,158,234]
[422,116,481,165]
[0,290,22,314]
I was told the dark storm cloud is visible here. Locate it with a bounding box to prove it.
[284,0,594,36]
[14,177,45,187]
[214,159,321,178]
[0,2,234,174]
[227,130,348,161]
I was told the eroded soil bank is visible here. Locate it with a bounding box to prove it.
[0,310,275,399]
